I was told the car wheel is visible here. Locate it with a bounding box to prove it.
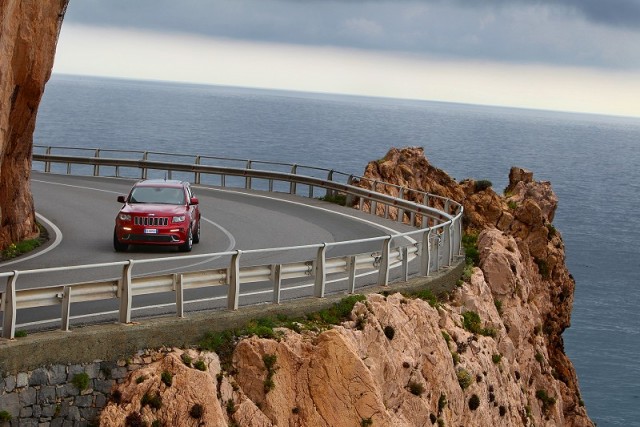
[193,219,201,244]
[179,228,193,252]
[113,229,128,252]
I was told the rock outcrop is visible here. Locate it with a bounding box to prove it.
[100,147,592,426]
[0,0,68,249]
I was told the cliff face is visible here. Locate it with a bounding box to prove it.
[0,0,68,249]
[100,147,592,426]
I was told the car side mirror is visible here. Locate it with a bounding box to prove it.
[117,195,126,203]
[189,197,199,205]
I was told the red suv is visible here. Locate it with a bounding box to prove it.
[114,179,201,252]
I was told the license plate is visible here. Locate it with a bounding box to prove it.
[144,229,158,234]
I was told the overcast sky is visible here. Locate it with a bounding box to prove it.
[53,0,640,117]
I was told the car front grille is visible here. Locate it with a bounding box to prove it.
[128,234,176,243]
[134,216,169,226]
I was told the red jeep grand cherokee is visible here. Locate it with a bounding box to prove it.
[114,179,201,252]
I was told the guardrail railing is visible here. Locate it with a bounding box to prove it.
[0,146,464,339]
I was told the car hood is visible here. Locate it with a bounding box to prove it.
[120,204,187,216]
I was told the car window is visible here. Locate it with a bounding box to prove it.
[129,187,186,205]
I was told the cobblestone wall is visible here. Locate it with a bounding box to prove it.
[0,358,135,426]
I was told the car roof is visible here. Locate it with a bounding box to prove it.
[133,179,187,188]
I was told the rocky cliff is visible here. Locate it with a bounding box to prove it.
[99,147,592,426]
[0,0,68,249]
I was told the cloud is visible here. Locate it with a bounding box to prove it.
[62,0,640,70]
[53,24,640,118]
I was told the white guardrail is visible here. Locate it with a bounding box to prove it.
[0,145,464,339]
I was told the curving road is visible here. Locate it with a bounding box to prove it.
[1,172,418,330]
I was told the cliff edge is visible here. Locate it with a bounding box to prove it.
[100,147,591,426]
[0,0,68,249]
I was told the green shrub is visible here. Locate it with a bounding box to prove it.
[536,389,556,412]
[507,200,518,210]
[125,412,146,427]
[141,392,162,410]
[136,375,147,384]
[441,331,451,344]
[151,420,163,427]
[462,311,482,334]
[535,352,545,365]
[194,360,207,371]
[189,403,204,419]
[494,299,503,315]
[438,393,447,413]
[161,371,172,387]
[462,311,496,337]
[226,399,236,415]
[0,410,12,422]
[414,289,440,308]
[318,193,347,205]
[72,372,90,391]
[534,257,550,279]
[384,325,395,340]
[14,330,27,338]
[361,418,373,427]
[408,381,425,396]
[457,368,473,390]
[263,354,278,393]
[546,223,557,238]
[468,394,480,410]
[1,238,41,260]
[181,353,193,366]
[462,234,479,266]
[492,354,502,364]
[311,294,366,325]
[474,180,493,192]
[451,351,460,365]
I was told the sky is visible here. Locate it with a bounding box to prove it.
[53,0,640,117]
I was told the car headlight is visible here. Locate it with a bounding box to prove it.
[172,215,186,223]
[118,213,132,221]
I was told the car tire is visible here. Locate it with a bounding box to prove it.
[179,228,193,252]
[193,219,201,244]
[113,229,128,252]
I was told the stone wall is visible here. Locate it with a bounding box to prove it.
[0,350,179,426]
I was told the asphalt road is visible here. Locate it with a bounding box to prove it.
[1,172,418,330]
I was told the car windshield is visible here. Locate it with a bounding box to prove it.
[129,187,185,205]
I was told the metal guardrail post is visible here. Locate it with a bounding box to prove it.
[61,286,71,332]
[326,170,335,198]
[45,146,52,173]
[290,164,298,194]
[435,233,441,271]
[195,156,201,184]
[314,244,327,298]
[377,237,391,286]
[397,187,405,223]
[420,230,431,276]
[345,175,355,206]
[2,272,18,339]
[175,273,184,318]
[447,222,454,266]
[271,264,282,304]
[142,152,149,180]
[119,260,134,324]
[93,149,100,176]
[347,255,357,294]
[401,247,409,281]
[228,251,241,310]
[245,161,252,189]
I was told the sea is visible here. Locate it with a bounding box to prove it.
[34,74,640,426]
